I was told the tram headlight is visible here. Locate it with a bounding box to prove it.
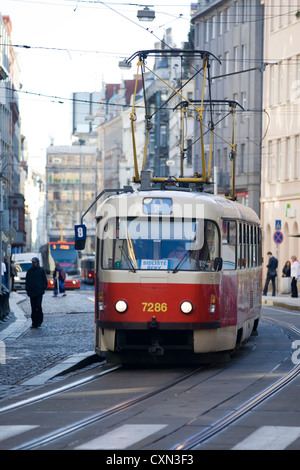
[180,301,193,314]
[115,300,128,313]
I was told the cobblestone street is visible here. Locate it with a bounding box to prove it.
[0,289,96,400]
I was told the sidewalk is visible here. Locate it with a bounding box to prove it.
[0,291,30,341]
[0,290,96,391]
[262,293,300,311]
[0,289,95,342]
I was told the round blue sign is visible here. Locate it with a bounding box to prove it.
[274,231,283,244]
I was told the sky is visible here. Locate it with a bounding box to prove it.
[1,0,193,172]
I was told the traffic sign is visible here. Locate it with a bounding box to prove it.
[274,231,283,244]
[74,224,86,250]
[275,220,281,230]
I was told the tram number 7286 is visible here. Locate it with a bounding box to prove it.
[142,302,168,312]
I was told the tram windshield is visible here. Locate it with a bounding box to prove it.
[101,218,219,271]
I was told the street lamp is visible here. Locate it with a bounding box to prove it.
[137,6,155,21]
[119,60,132,69]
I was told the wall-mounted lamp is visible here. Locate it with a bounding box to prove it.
[137,6,155,21]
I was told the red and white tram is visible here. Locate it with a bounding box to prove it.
[93,184,262,363]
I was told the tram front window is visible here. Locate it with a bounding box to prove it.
[101,218,219,271]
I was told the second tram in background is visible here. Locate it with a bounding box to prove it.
[80,255,95,284]
[40,241,81,290]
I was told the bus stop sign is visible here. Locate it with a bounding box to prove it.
[74,224,86,250]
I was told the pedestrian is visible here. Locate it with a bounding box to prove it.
[1,259,6,287]
[53,262,66,297]
[263,251,278,296]
[282,260,291,277]
[291,255,300,298]
[10,259,17,291]
[25,257,48,328]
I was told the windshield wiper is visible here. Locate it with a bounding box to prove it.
[119,245,136,273]
[172,250,192,273]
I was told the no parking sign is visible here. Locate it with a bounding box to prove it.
[273,231,283,244]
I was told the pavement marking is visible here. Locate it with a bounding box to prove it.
[0,425,38,442]
[232,426,300,450]
[75,424,167,450]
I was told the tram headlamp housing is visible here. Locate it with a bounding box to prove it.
[180,301,193,314]
[115,300,128,313]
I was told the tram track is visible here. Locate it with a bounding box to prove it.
[0,361,118,415]
[1,315,299,450]
[173,316,300,450]
[11,366,207,450]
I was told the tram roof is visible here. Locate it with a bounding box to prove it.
[96,189,260,225]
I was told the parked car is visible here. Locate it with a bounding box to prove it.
[12,253,42,291]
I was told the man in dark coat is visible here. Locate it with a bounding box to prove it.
[25,257,48,328]
[263,251,278,296]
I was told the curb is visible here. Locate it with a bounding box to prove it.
[21,351,99,386]
[262,299,300,311]
[0,293,30,341]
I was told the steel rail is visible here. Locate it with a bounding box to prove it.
[173,317,300,450]
[0,361,118,415]
[12,367,206,450]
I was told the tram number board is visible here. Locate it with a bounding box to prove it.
[142,302,167,312]
[143,198,172,215]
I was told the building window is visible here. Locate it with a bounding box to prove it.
[242,0,247,23]
[287,58,292,102]
[270,65,275,106]
[211,15,216,39]
[234,46,239,72]
[235,1,239,25]
[186,139,192,165]
[277,139,282,181]
[286,138,291,181]
[268,141,273,183]
[205,19,210,42]
[225,51,229,75]
[225,8,229,31]
[241,143,246,173]
[295,135,300,179]
[278,62,284,103]
[242,45,247,70]
[219,11,223,35]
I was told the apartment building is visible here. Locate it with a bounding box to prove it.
[46,145,97,253]
[192,0,264,215]
[261,1,300,281]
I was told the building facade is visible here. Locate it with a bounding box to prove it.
[0,14,25,255]
[46,145,97,253]
[261,1,300,287]
[192,0,264,215]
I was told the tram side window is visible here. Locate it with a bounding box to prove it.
[258,227,262,266]
[237,223,261,269]
[222,220,236,270]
